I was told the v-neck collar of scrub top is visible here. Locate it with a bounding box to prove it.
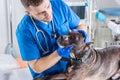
[32,18,52,31]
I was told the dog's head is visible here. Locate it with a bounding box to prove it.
[57,31,85,48]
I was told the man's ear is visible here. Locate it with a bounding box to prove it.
[25,10,30,15]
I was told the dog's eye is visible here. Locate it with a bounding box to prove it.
[68,36,73,40]
[72,35,80,41]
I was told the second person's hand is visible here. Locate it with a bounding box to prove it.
[96,12,107,23]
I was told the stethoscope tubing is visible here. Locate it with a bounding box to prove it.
[30,16,51,54]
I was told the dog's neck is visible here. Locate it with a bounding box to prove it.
[73,42,92,61]
[74,43,89,54]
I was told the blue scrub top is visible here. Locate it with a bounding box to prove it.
[16,0,80,78]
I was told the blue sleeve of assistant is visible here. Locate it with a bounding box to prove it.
[61,1,80,29]
[16,23,40,61]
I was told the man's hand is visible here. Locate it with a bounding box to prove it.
[96,12,107,23]
[57,46,73,58]
[72,29,89,43]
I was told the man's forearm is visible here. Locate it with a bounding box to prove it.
[28,51,61,73]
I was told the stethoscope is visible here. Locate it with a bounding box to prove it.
[30,16,57,55]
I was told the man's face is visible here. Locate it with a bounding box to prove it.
[27,0,52,22]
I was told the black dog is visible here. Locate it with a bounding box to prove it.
[57,31,120,80]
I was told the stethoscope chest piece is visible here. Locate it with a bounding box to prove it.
[52,33,57,38]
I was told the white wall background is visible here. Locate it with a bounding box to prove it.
[96,0,120,9]
[0,0,9,54]
[0,0,25,57]
[12,0,25,57]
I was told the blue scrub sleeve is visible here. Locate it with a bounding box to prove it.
[16,28,40,61]
[61,1,80,29]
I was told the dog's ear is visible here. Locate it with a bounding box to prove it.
[78,33,85,42]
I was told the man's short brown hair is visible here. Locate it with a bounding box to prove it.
[21,0,43,9]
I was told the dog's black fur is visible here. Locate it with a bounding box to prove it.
[57,31,120,80]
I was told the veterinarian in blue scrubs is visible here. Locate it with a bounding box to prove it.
[16,0,89,79]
